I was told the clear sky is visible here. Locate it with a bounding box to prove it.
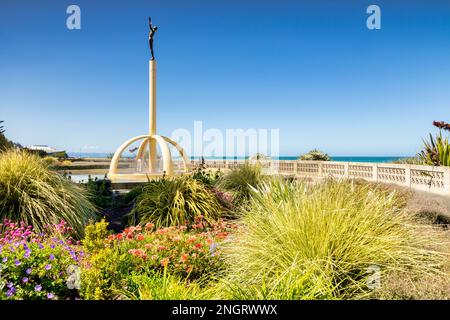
[1,0,450,156]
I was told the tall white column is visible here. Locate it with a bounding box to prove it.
[149,60,157,172]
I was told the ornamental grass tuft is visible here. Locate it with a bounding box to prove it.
[217,179,447,299]
[0,150,96,236]
[130,176,223,228]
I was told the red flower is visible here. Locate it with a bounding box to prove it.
[136,234,144,241]
[180,253,189,263]
[145,222,154,230]
[194,243,203,249]
[161,258,170,267]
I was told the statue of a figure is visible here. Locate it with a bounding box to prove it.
[148,17,158,60]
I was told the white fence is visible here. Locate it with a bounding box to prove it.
[185,159,450,196]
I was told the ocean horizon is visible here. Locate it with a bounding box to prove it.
[68,153,410,163]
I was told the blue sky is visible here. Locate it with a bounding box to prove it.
[1,0,450,156]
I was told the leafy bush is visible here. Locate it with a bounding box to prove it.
[79,219,235,299]
[0,150,96,236]
[0,220,84,300]
[218,179,445,299]
[216,162,266,207]
[79,246,131,300]
[298,149,330,161]
[109,217,234,279]
[130,176,223,227]
[85,177,113,208]
[83,219,111,253]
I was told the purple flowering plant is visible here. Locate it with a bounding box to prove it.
[0,219,84,300]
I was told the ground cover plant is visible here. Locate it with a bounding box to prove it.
[79,217,236,299]
[0,220,84,300]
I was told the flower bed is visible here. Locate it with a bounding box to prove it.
[0,220,84,300]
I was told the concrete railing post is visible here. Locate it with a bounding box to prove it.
[405,165,411,188]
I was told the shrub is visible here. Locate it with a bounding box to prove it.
[79,219,236,299]
[79,246,132,300]
[83,220,111,253]
[218,179,446,299]
[0,150,96,236]
[108,217,235,279]
[85,177,112,208]
[130,176,223,227]
[216,162,266,207]
[298,149,330,161]
[0,220,84,300]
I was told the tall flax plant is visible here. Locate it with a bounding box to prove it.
[130,176,222,227]
[419,132,450,166]
[0,150,96,236]
[218,179,445,299]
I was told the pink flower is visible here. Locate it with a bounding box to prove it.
[160,258,170,267]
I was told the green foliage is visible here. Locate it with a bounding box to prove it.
[80,218,234,300]
[122,186,144,205]
[299,149,331,161]
[130,176,223,227]
[79,247,132,300]
[419,132,450,166]
[0,121,13,151]
[85,177,113,208]
[0,222,84,300]
[123,270,212,300]
[216,162,266,207]
[217,179,445,299]
[114,219,232,279]
[0,150,97,237]
[83,220,110,253]
[191,167,222,187]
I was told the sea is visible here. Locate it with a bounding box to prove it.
[68,153,408,163]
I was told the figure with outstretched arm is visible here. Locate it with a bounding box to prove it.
[148,17,158,60]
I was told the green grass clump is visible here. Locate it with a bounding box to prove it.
[216,162,266,207]
[123,270,213,300]
[130,176,223,227]
[0,150,96,236]
[217,179,445,299]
